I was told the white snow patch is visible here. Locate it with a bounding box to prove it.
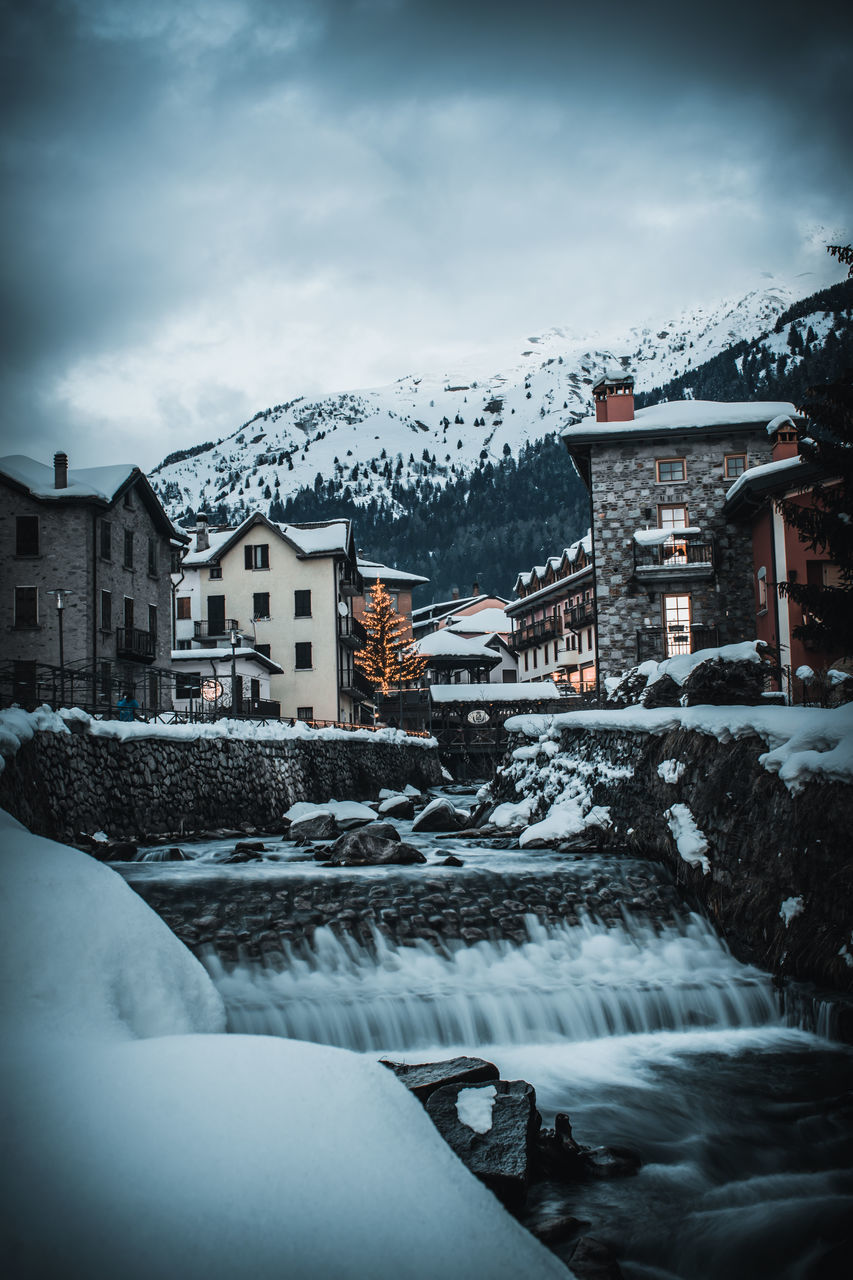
[456,1085,497,1134]
[665,804,711,875]
[779,896,805,927]
[520,798,611,847]
[284,799,377,825]
[796,666,815,681]
[657,759,686,785]
[490,797,534,828]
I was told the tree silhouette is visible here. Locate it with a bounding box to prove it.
[355,581,427,696]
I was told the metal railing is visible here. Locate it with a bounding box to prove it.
[633,541,714,573]
[338,614,367,647]
[339,665,374,700]
[194,619,240,639]
[511,615,561,651]
[636,625,720,663]
[564,602,596,630]
[115,627,155,662]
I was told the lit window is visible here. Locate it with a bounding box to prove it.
[725,454,746,479]
[656,459,686,483]
[658,504,689,530]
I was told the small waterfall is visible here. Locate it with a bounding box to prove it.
[202,912,780,1052]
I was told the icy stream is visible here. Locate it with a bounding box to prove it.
[132,789,852,1278]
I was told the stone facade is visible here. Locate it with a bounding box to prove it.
[586,427,773,675]
[0,464,179,711]
[0,725,442,842]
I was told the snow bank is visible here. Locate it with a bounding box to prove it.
[284,799,377,824]
[664,804,711,875]
[0,813,568,1280]
[506,702,853,795]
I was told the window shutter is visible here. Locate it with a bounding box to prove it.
[244,546,253,569]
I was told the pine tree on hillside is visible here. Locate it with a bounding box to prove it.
[777,371,853,653]
[355,581,427,696]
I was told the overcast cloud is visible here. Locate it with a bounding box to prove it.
[1,0,851,469]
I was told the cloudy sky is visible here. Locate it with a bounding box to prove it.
[2,0,851,470]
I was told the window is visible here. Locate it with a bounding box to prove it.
[175,671,202,700]
[124,597,134,628]
[297,706,314,721]
[255,643,271,659]
[253,592,271,619]
[176,639,192,650]
[757,566,767,612]
[524,652,529,671]
[123,488,134,508]
[100,520,112,561]
[209,565,222,580]
[295,641,312,670]
[176,596,192,620]
[14,586,38,628]
[123,529,134,568]
[170,547,183,574]
[250,678,260,702]
[148,604,157,638]
[147,672,159,709]
[244,544,270,570]
[587,628,593,650]
[532,649,538,669]
[662,594,691,657]
[100,590,112,632]
[15,516,39,557]
[658,504,689,530]
[656,458,686,483]
[147,537,158,575]
[725,454,746,479]
[294,589,312,617]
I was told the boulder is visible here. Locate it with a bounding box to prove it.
[568,1236,625,1280]
[426,1079,540,1209]
[412,797,470,833]
[581,1146,641,1180]
[289,812,340,842]
[378,795,415,820]
[442,855,464,867]
[381,1056,499,1104]
[327,827,425,866]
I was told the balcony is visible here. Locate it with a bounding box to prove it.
[339,665,374,701]
[511,616,561,651]
[194,619,240,640]
[339,569,365,598]
[636,624,720,663]
[565,601,596,630]
[115,627,155,663]
[633,538,714,581]
[338,614,367,649]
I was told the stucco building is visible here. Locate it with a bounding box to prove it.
[562,370,800,684]
[506,534,595,691]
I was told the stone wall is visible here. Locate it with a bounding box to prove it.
[492,723,853,1000]
[0,725,442,842]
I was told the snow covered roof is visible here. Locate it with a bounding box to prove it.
[765,413,798,437]
[0,454,137,502]
[170,648,283,674]
[724,454,806,504]
[445,607,511,635]
[562,400,801,445]
[182,513,353,566]
[357,558,430,588]
[429,681,561,704]
[510,532,592,600]
[633,526,701,545]
[415,630,500,661]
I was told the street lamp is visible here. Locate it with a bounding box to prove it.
[230,629,239,717]
[48,589,70,707]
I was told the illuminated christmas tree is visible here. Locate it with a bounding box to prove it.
[355,580,427,696]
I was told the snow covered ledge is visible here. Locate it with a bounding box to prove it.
[0,809,569,1280]
[491,703,853,1014]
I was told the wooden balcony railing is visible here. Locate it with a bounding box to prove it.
[511,616,561,651]
[115,627,155,663]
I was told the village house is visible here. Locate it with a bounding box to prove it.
[505,533,595,692]
[412,588,510,639]
[562,369,800,687]
[0,451,185,712]
[176,513,368,722]
[723,415,844,700]
[354,557,429,639]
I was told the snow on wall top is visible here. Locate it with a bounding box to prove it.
[415,630,499,659]
[0,454,137,502]
[504,702,853,795]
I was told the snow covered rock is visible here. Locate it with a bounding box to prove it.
[426,1079,540,1210]
[412,797,470,833]
[378,794,415,820]
[681,656,766,706]
[326,825,426,866]
[289,811,340,842]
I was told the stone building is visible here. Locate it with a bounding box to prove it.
[562,370,801,684]
[0,451,185,711]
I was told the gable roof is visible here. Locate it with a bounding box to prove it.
[357,558,429,589]
[0,454,185,540]
[562,400,802,447]
[183,512,355,567]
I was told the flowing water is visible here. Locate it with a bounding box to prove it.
[136,790,853,1278]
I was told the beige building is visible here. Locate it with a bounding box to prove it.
[178,513,369,722]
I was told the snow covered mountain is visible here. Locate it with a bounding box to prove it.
[150,281,812,525]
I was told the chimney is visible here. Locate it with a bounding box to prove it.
[770,418,799,463]
[472,580,480,597]
[592,368,635,424]
[195,513,210,552]
[54,452,68,489]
